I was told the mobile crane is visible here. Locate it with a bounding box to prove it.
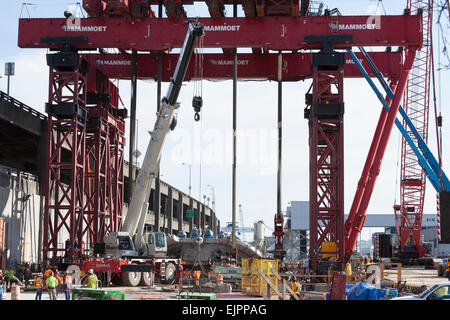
[81,20,205,286]
[344,46,449,267]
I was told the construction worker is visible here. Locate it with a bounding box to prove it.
[0,270,3,300]
[83,269,98,289]
[289,277,301,300]
[63,271,72,300]
[55,270,63,298]
[446,259,450,280]
[35,273,44,300]
[46,271,58,300]
[23,263,32,287]
[44,268,53,279]
[193,270,201,287]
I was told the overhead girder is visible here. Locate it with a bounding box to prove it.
[205,0,234,54]
[300,0,309,16]
[164,0,187,18]
[240,0,263,53]
[256,0,299,17]
[18,15,423,51]
[83,0,156,18]
[84,51,403,81]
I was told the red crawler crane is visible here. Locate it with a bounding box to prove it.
[394,0,434,259]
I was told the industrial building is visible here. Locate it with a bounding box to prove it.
[285,201,450,261]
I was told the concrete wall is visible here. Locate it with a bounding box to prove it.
[0,168,42,267]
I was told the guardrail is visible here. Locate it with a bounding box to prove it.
[0,90,46,121]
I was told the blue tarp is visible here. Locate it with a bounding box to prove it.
[326,282,386,300]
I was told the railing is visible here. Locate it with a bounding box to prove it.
[0,164,39,182]
[0,90,46,121]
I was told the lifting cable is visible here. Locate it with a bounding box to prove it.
[375,0,387,16]
[20,2,86,19]
[432,18,444,190]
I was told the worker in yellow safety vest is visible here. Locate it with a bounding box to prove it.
[35,273,43,300]
[46,271,58,300]
[83,269,98,289]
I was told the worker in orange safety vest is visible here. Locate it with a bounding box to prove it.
[35,273,44,300]
[289,277,301,300]
[63,272,72,300]
[446,260,450,280]
[193,270,201,286]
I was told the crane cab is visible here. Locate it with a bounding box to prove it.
[103,232,137,257]
[144,232,168,258]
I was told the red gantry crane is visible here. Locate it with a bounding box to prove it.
[17,0,422,276]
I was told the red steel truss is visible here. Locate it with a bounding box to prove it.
[85,106,125,244]
[306,53,345,269]
[44,58,88,260]
[43,54,125,260]
[396,0,434,256]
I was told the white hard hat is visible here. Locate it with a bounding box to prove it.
[88,269,94,274]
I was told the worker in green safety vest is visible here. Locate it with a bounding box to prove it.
[46,271,58,300]
[83,269,98,289]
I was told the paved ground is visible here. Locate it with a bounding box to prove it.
[383,267,447,288]
[0,285,263,301]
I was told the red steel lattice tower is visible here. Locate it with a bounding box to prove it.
[84,71,125,244]
[43,55,88,260]
[397,0,434,255]
[306,51,345,270]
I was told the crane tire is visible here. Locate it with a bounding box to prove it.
[121,271,142,287]
[161,263,177,285]
[139,272,152,286]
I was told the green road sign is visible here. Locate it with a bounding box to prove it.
[186,209,194,218]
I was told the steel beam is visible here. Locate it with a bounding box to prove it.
[18,15,422,51]
[84,51,403,81]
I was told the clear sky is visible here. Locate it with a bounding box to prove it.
[0,0,449,241]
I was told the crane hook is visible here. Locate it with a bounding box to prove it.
[192,95,203,122]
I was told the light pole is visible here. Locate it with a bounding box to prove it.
[206,184,215,213]
[182,162,192,197]
[5,62,15,96]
